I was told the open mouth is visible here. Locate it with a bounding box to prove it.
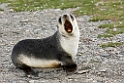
[64,20,73,33]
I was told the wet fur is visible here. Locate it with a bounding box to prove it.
[11,14,79,76]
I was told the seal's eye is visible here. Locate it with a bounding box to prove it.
[70,15,74,20]
[58,17,62,24]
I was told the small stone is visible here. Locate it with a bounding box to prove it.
[54,9,61,11]
[29,80,36,83]
[27,75,31,78]
[105,47,115,51]
[74,79,78,81]
[91,38,97,42]
[98,67,107,72]
[20,19,29,23]
[0,11,4,13]
[98,49,105,53]
[110,51,116,55]
[117,54,123,57]
[101,53,110,57]
[113,28,117,31]
[33,29,41,34]
[9,9,14,12]
[77,69,89,74]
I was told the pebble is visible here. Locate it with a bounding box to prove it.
[105,47,116,51]
[98,67,107,72]
[33,28,42,34]
[101,53,110,57]
[98,49,105,53]
[117,54,123,57]
[77,69,89,74]
[29,80,35,83]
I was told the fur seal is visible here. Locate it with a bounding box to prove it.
[11,14,80,76]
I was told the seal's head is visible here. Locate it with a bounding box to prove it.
[57,14,80,57]
[57,14,79,37]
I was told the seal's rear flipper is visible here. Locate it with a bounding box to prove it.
[19,64,39,78]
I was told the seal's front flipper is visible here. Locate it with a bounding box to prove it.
[62,62,77,72]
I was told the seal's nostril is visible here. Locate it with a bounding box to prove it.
[63,15,67,18]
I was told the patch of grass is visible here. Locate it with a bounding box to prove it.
[74,0,124,21]
[0,8,3,11]
[74,0,124,38]
[98,34,113,38]
[90,59,99,63]
[89,17,108,22]
[97,22,124,38]
[73,0,99,15]
[105,28,124,35]
[96,0,124,38]
[0,0,9,3]
[98,24,114,28]
[101,42,122,48]
[0,0,83,12]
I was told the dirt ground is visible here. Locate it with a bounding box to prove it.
[0,5,124,83]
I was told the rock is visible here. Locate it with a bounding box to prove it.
[91,38,97,42]
[98,67,107,72]
[105,47,116,51]
[20,19,29,23]
[101,53,110,57]
[33,28,41,34]
[117,54,123,57]
[113,28,117,31]
[29,80,35,83]
[98,49,105,53]
[77,69,89,74]
[119,47,124,55]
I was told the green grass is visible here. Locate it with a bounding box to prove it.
[74,0,124,38]
[93,0,124,38]
[101,42,122,48]
[0,0,84,12]
[73,0,99,15]
[98,24,114,29]
[98,23,124,38]
[0,0,9,3]
[89,17,109,22]
[98,34,113,38]
[0,9,4,11]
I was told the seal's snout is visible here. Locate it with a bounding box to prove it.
[63,14,67,18]
[63,14,74,21]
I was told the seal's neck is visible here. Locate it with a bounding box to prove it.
[59,28,80,58]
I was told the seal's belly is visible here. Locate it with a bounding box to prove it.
[18,54,61,68]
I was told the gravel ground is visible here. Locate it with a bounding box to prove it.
[0,4,124,83]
